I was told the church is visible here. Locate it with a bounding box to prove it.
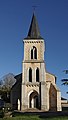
[11,13,62,111]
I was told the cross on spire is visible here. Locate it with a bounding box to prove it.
[32,5,37,13]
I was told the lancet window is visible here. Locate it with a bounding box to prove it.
[36,68,39,82]
[31,46,37,59]
[29,68,32,82]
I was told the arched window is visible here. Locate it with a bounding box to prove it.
[36,68,39,82]
[34,47,37,59]
[29,68,32,82]
[31,49,33,59]
[31,46,37,59]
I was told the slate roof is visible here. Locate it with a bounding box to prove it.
[61,97,67,100]
[11,73,22,89]
[14,73,22,82]
[26,13,42,39]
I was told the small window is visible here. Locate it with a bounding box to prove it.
[29,68,32,82]
[34,47,37,59]
[31,49,33,59]
[36,68,39,82]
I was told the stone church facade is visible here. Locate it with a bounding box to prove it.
[11,13,62,111]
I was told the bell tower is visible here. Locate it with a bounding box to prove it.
[21,13,46,110]
[11,12,62,111]
[23,13,45,62]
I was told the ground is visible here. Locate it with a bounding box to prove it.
[0,115,68,120]
[0,111,68,120]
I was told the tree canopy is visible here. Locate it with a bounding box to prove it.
[0,73,16,102]
[61,70,68,94]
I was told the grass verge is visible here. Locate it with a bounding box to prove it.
[0,115,68,120]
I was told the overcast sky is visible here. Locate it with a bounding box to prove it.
[0,0,68,99]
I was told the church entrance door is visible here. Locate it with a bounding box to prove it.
[29,91,39,109]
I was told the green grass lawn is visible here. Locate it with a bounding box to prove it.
[0,110,68,120]
[0,115,68,120]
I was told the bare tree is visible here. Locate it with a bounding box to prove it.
[0,73,16,102]
[2,73,16,90]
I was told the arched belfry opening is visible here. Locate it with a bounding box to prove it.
[31,46,37,59]
[34,46,37,59]
[29,68,32,82]
[29,91,39,109]
[31,49,33,59]
[36,68,39,82]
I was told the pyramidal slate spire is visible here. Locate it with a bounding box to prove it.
[27,13,42,39]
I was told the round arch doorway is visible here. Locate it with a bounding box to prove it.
[29,91,39,109]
